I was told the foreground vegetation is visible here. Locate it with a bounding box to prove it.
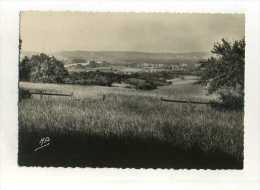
[19,94,243,169]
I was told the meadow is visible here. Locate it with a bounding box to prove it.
[18,77,244,169]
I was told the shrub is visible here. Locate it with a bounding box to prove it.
[65,71,121,86]
[19,53,68,83]
[19,56,31,81]
[125,78,157,90]
[218,89,244,110]
[198,38,245,109]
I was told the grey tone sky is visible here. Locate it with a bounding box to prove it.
[20,12,245,53]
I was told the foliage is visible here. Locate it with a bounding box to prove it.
[19,53,68,83]
[63,70,175,90]
[125,78,157,90]
[64,71,123,86]
[19,56,31,81]
[130,71,178,83]
[198,38,245,109]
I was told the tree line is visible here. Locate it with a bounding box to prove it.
[19,38,245,109]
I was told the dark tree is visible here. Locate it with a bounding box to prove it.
[19,56,31,81]
[29,53,68,83]
[19,53,68,83]
[198,38,245,109]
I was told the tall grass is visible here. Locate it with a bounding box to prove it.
[18,94,243,169]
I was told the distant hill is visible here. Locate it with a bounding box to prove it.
[21,50,211,65]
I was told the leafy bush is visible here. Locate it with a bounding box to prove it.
[19,53,68,83]
[130,71,178,83]
[198,38,245,109]
[125,78,157,90]
[19,56,31,81]
[218,89,244,110]
[65,71,123,86]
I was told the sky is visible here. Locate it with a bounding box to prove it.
[20,12,245,53]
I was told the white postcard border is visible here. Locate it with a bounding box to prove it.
[0,1,260,190]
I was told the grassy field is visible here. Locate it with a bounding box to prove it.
[19,76,216,101]
[18,77,243,169]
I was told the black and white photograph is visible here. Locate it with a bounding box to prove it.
[18,12,245,169]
